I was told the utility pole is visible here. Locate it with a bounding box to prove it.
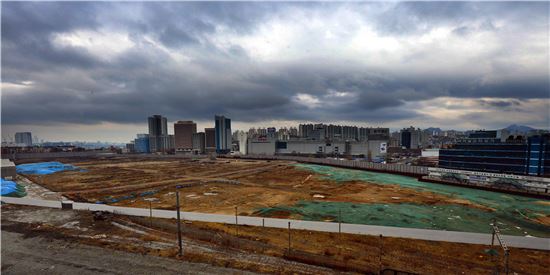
[379,234,383,275]
[338,208,342,237]
[288,221,291,254]
[491,218,496,246]
[235,206,239,237]
[149,201,153,227]
[491,218,510,275]
[176,191,183,256]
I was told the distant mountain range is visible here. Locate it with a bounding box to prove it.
[503,124,536,133]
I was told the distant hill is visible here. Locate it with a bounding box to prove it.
[503,124,535,133]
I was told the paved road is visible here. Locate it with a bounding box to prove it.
[2,197,549,251]
[1,230,256,275]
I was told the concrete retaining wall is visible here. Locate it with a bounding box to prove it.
[226,154,429,176]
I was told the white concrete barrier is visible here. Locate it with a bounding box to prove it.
[2,197,549,251]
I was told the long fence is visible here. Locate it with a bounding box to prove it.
[1,196,549,251]
[224,154,429,176]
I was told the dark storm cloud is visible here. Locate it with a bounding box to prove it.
[478,99,522,108]
[1,2,102,74]
[1,1,548,129]
[374,1,547,36]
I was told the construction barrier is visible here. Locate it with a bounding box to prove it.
[1,196,549,251]
[224,155,429,176]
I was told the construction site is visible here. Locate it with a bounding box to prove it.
[3,155,550,274]
[14,156,550,237]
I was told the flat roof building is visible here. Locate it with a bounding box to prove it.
[204,128,216,152]
[192,132,206,154]
[439,132,549,177]
[174,121,196,151]
[15,132,32,147]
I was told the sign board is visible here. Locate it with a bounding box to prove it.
[379,142,387,153]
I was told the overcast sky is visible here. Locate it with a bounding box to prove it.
[2,1,549,142]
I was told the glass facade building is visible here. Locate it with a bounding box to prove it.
[215,115,231,154]
[439,133,549,177]
[527,135,550,176]
[134,134,150,153]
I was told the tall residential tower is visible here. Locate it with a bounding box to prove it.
[215,115,231,154]
[148,115,171,152]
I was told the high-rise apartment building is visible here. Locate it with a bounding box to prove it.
[15,132,32,146]
[147,115,171,152]
[214,115,232,154]
[400,127,422,149]
[299,124,314,138]
[174,121,196,151]
[148,115,167,136]
[289,127,298,138]
[342,126,358,140]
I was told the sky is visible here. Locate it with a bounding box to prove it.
[1,1,549,143]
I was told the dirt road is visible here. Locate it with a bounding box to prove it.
[1,230,255,275]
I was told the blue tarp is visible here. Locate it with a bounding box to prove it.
[16,162,83,175]
[1,178,26,197]
[1,178,17,195]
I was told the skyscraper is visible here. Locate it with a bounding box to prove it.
[215,115,232,154]
[174,121,196,151]
[148,115,167,136]
[147,115,170,152]
[15,132,32,146]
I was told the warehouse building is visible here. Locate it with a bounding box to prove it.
[247,137,387,160]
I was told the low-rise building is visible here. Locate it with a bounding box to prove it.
[134,134,150,153]
[247,139,387,159]
[247,136,276,155]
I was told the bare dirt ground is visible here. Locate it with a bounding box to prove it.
[1,230,254,275]
[2,204,549,274]
[19,157,495,216]
[0,204,344,275]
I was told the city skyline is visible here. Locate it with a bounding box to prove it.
[2,2,549,142]
[2,117,544,145]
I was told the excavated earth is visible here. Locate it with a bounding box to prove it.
[19,157,495,215]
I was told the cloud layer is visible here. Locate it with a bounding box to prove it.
[1,2,549,141]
